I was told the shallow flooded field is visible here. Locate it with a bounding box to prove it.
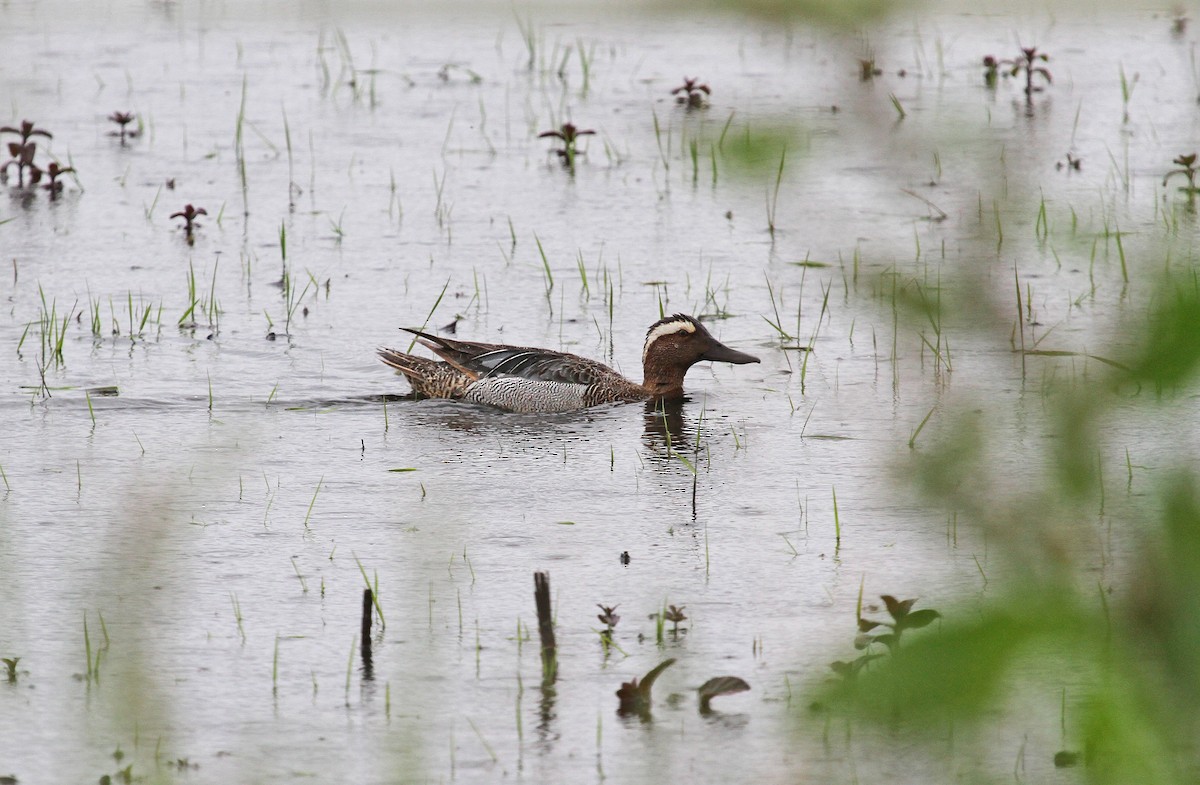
[2,1,1200,783]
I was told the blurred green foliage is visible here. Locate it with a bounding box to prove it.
[810,275,1200,783]
[677,0,906,27]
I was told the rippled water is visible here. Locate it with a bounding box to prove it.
[1,2,1196,782]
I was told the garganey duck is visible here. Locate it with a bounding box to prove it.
[378,313,759,413]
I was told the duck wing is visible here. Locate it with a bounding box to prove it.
[472,348,623,385]
[403,329,628,386]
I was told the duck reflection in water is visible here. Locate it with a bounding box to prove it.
[642,397,692,455]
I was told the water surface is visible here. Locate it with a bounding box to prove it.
[1,2,1195,782]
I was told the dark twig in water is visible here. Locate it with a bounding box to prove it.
[534,571,556,684]
[360,588,374,679]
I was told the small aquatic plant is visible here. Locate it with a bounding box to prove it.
[2,657,19,683]
[597,603,620,633]
[664,604,687,637]
[1,141,40,188]
[1,120,52,188]
[858,57,882,81]
[1009,47,1052,98]
[672,76,710,108]
[1056,152,1082,172]
[1163,153,1199,194]
[41,161,75,199]
[828,595,940,684]
[107,111,139,143]
[982,48,1051,98]
[597,603,621,652]
[982,55,1000,88]
[170,204,207,245]
[855,595,940,654]
[537,122,595,170]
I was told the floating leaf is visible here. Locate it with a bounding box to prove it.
[698,675,750,712]
[617,658,676,716]
[387,468,418,473]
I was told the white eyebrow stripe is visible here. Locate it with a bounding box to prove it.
[642,319,697,363]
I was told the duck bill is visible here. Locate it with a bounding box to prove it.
[701,341,760,365]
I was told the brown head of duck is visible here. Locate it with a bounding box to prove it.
[639,314,759,399]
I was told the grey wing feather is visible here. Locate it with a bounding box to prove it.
[477,349,619,385]
[400,328,628,386]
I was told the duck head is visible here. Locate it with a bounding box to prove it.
[640,313,759,398]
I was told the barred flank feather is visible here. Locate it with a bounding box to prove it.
[462,377,591,413]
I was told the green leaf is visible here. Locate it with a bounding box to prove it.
[1123,285,1200,390]
[387,468,418,473]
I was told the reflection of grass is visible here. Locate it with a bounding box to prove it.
[719,123,799,178]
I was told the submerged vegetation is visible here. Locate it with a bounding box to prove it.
[1163,153,1199,207]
